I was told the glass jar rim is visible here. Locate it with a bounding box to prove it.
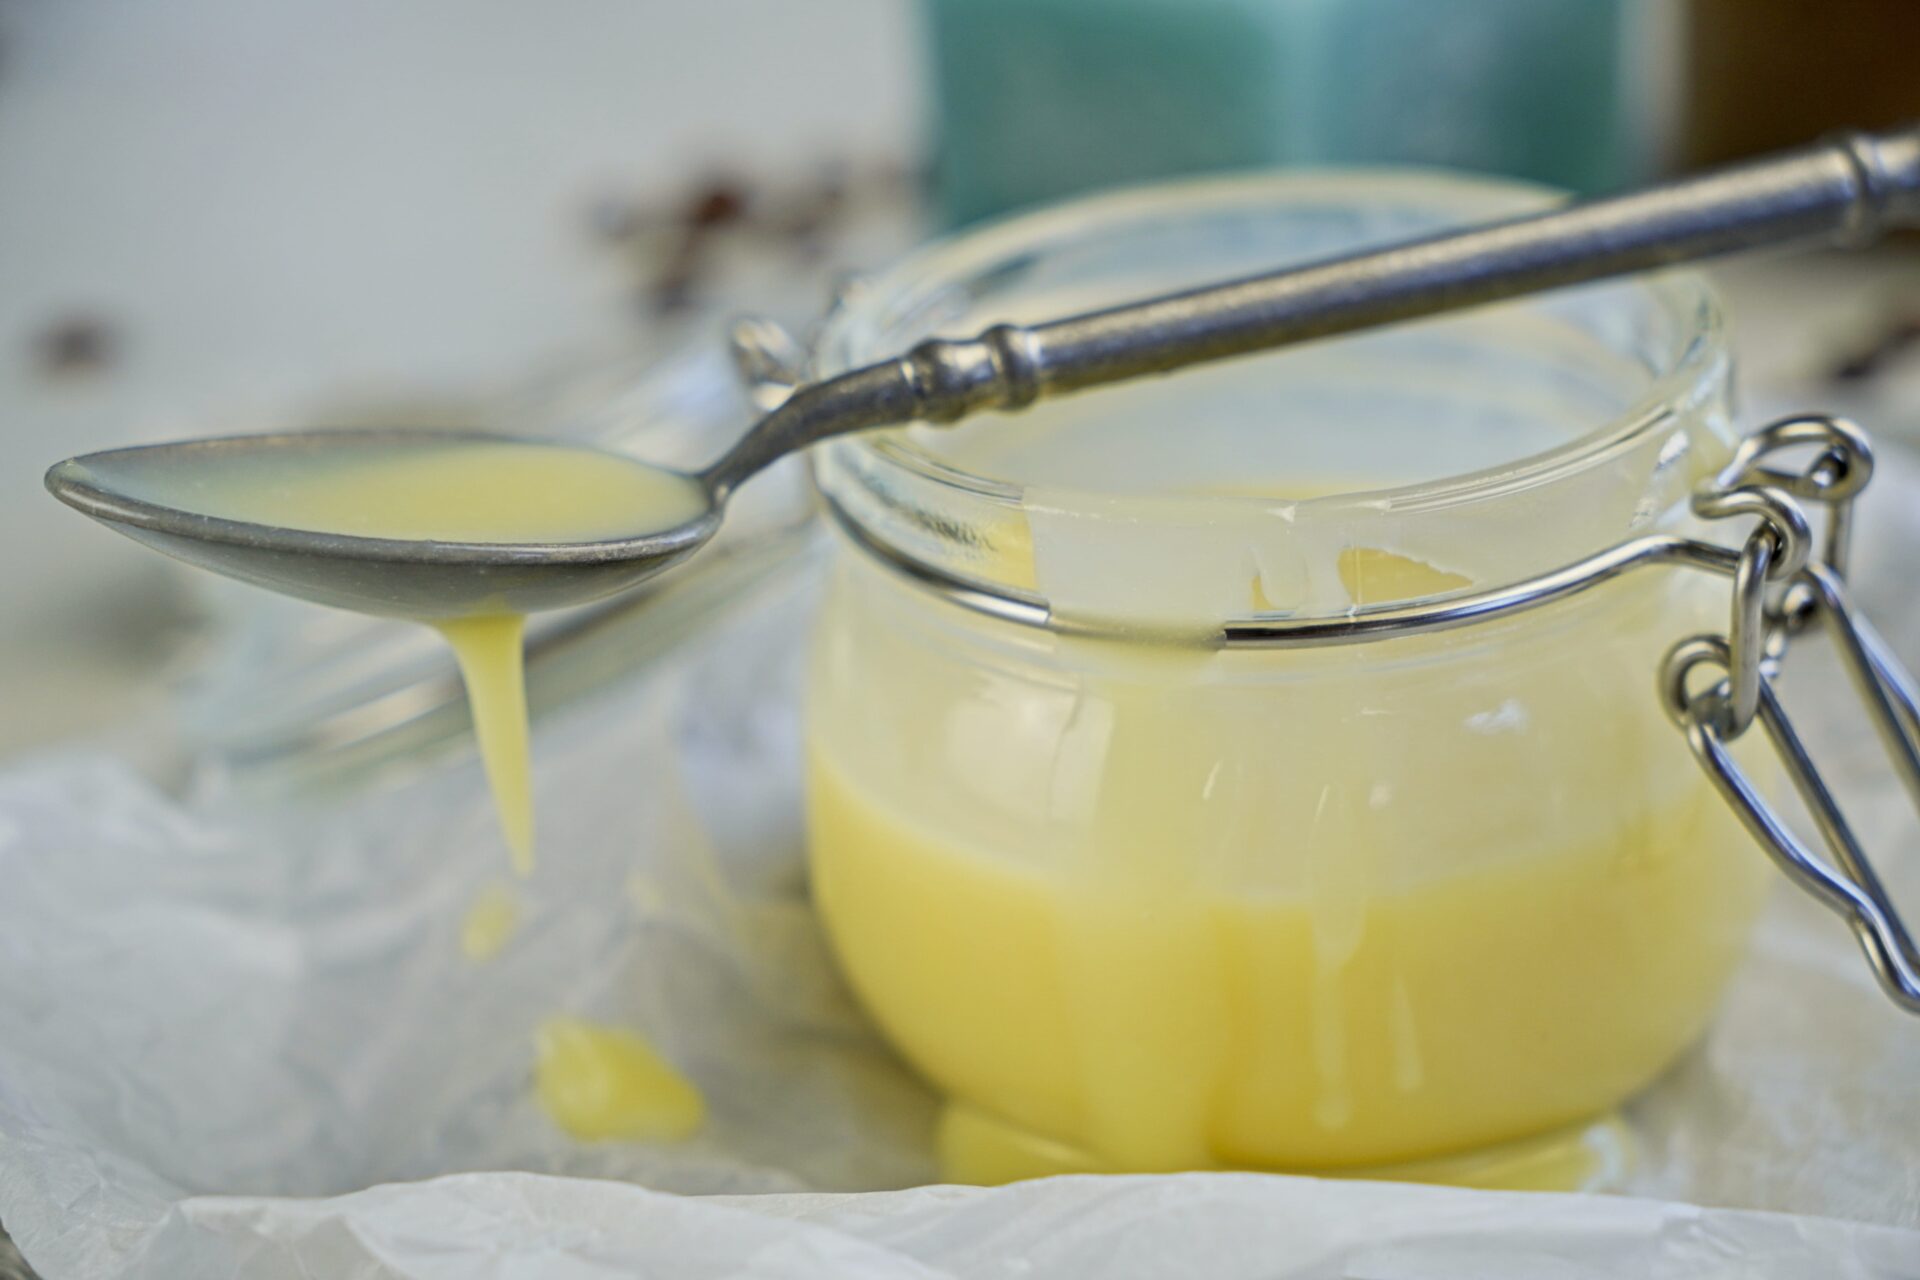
[813,167,1726,520]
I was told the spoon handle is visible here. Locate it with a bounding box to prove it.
[704,125,1920,497]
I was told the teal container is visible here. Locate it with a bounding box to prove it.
[927,0,1666,227]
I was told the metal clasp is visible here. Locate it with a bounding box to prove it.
[1662,415,1920,1013]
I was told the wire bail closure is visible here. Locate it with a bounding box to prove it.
[1661,415,1920,1013]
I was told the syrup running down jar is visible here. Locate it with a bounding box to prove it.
[785,172,1920,1187]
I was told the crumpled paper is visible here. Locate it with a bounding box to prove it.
[116,1173,1920,1277]
[3,452,1919,1278]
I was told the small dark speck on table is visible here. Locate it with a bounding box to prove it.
[32,315,120,378]
[1829,314,1920,383]
[585,162,906,319]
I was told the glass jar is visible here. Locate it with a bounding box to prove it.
[802,172,1775,1184]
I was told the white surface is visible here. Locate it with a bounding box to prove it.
[120,1175,1920,1278]
[0,0,917,750]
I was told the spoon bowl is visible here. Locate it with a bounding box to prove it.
[45,430,722,619]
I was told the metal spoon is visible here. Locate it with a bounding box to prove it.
[47,125,1920,617]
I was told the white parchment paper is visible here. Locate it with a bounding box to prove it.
[2,456,1918,1278]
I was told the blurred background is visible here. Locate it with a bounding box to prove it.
[3,0,1919,753]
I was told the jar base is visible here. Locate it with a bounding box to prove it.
[936,1100,1632,1192]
